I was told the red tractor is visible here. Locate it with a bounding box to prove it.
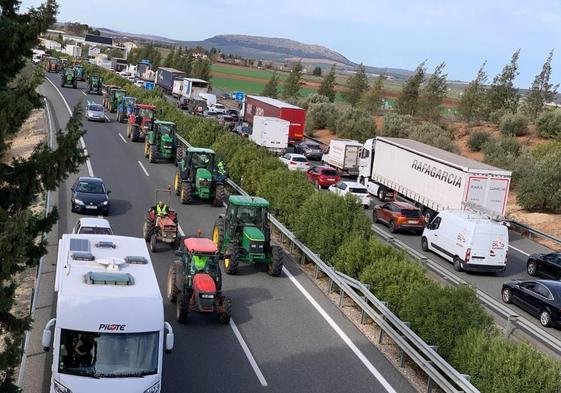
[143,189,180,252]
[167,237,232,324]
[127,104,157,142]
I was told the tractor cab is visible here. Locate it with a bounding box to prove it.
[108,88,126,113]
[87,73,102,95]
[181,237,222,284]
[144,121,177,163]
[60,67,77,88]
[44,57,60,73]
[132,104,156,129]
[117,96,137,123]
[102,85,120,109]
[74,64,85,81]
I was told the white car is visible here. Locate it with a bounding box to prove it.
[279,153,310,171]
[72,217,113,235]
[329,181,371,208]
[134,80,144,87]
[209,103,226,115]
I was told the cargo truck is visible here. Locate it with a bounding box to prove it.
[42,234,174,393]
[358,137,512,222]
[322,139,362,176]
[249,116,290,154]
[177,78,210,113]
[244,95,306,144]
[155,67,186,94]
[172,78,184,97]
[136,59,151,79]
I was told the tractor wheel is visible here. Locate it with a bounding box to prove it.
[176,292,190,324]
[218,296,232,325]
[174,171,181,196]
[142,219,153,242]
[126,124,131,139]
[144,140,149,158]
[149,145,157,163]
[180,181,193,204]
[224,244,239,275]
[132,126,140,142]
[268,246,284,277]
[212,218,225,249]
[117,112,121,123]
[175,146,183,166]
[73,81,77,89]
[167,264,179,303]
[213,184,225,207]
[150,233,158,253]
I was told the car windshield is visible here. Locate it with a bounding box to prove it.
[292,157,308,163]
[401,209,421,218]
[349,187,367,194]
[76,181,105,194]
[88,104,103,112]
[321,169,338,176]
[79,227,113,235]
[58,329,159,378]
[241,127,250,132]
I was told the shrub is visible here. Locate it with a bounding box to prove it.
[488,108,511,124]
[516,150,561,211]
[292,192,372,261]
[335,107,377,142]
[330,237,395,279]
[240,153,285,195]
[379,112,414,138]
[536,109,561,139]
[467,130,491,152]
[483,136,522,170]
[530,140,561,160]
[298,93,330,110]
[407,122,457,152]
[499,113,529,136]
[451,329,561,393]
[400,283,494,359]
[305,102,339,134]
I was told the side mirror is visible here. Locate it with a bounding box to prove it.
[164,322,174,353]
[70,187,75,192]
[106,190,111,195]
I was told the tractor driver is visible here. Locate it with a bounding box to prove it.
[191,254,208,273]
[154,200,169,227]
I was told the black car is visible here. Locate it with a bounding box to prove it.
[527,252,561,279]
[295,141,323,160]
[70,176,111,215]
[502,279,561,327]
[233,124,251,137]
[226,109,239,120]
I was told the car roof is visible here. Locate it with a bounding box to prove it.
[535,280,561,289]
[341,181,366,188]
[183,237,217,253]
[390,201,419,209]
[78,176,104,183]
[78,218,111,228]
[289,153,307,158]
[87,103,103,108]
[301,140,320,146]
[316,166,337,171]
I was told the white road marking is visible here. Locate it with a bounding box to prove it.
[178,224,185,236]
[81,90,88,97]
[118,133,127,144]
[229,319,268,387]
[45,77,72,115]
[137,161,150,177]
[282,266,398,393]
[104,115,110,122]
[509,245,530,256]
[85,153,94,177]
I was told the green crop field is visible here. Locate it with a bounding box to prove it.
[211,64,289,81]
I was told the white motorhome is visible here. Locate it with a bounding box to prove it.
[421,210,509,273]
[359,137,512,222]
[42,234,174,393]
[250,116,290,154]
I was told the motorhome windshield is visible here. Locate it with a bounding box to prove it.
[58,329,159,378]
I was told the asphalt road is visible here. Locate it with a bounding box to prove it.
[23,73,417,392]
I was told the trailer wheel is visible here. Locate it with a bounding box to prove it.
[176,292,189,324]
[218,296,232,324]
[268,246,283,277]
[167,264,179,303]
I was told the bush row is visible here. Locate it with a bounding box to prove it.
[89,65,561,392]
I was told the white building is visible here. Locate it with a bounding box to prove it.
[88,46,101,57]
[64,44,82,58]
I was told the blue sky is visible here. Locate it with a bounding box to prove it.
[20,0,561,86]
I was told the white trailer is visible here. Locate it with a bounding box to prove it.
[250,116,290,154]
[172,78,184,98]
[42,234,174,393]
[358,137,512,222]
[322,139,362,176]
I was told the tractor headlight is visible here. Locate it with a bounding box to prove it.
[250,241,264,254]
[143,382,160,393]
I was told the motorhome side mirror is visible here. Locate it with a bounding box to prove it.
[165,332,174,353]
[42,329,52,352]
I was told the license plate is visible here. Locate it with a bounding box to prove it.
[327,178,335,181]
[408,220,417,224]
[85,205,97,209]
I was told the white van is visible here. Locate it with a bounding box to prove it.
[421,210,508,273]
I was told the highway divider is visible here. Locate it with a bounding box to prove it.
[88,65,561,393]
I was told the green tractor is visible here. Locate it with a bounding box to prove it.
[212,196,283,277]
[87,73,102,95]
[74,64,86,81]
[173,147,225,207]
[107,88,126,113]
[144,120,178,163]
[60,67,77,88]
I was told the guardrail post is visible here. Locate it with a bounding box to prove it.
[360,296,368,324]
[280,232,284,243]
[461,374,471,382]
[399,322,411,367]
[378,306,387,344]
[290,240,294,254]
[338,289,345,307]
[426,376,433,393]
[504,315,518,338]
[314,263,319,279]
[299,254,306,265]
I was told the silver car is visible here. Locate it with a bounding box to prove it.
[86,103,106,122]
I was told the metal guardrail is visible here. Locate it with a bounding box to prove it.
[506,219,561,249]
[225,178,478,393]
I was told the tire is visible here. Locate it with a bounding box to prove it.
[527,260,537,276]
[71,202,76,213]
[132,126,140,142]
[180,181,193,204]
[143,220,153,242]
[167,264,179,303]
[144,140,149,158]
[423,209,434,225]
[213,184,225,207]
[389,220,396,233]
[453,256,462,272]
[218,296,232,324]
[175,146,183,166]
[372,210,379,223]
[150,233,158,253]
[377,187,386,201]
[212,218,225,250]
[421,237,429,251]
[540,310,552,327]
[176,292,189,324]
[224,243,239,275]
[501,287,512,304]
[149,145,157,163]
[268,246,283,277]
[174,171,181,196]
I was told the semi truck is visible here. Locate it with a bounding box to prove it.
[177,78,210,112]
[244,95,306,144]
[136,59,151,79]
[322,139,362,176]
[358,137,512,222]
[42,234,174,393]
[249,116,290,154]
[155,67,186,94]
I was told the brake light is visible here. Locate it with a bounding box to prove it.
[465,248,471,264]
[289,161,296,165]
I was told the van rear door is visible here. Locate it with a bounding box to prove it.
[470,225,508,267]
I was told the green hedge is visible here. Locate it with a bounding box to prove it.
[86,64,561,390]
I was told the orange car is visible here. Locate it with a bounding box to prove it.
[373,201,425,234]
